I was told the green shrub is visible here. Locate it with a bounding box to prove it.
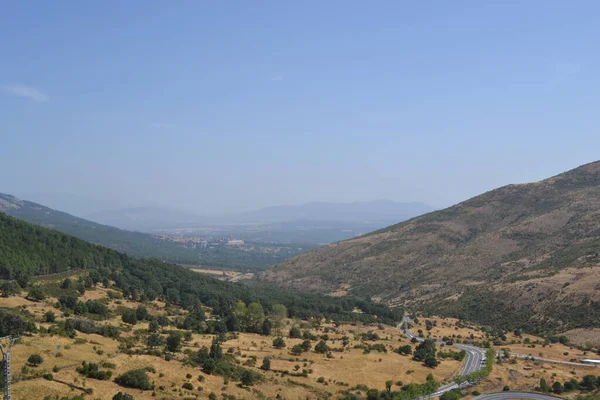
[27,286,46,302]
[314,340,328,354]
[240,369,261,386]
[114,369,154,390]
[27,354,44,367]
[440,389,463,400]
[273,337,286,349]
[76,361,113,380]
[113,393,135,400]
[44,311,56,323]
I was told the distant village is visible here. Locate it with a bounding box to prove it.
[155,233,245,249]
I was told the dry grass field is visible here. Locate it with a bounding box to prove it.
[407,317,488,343]
[467,355,599,397]
[5,283,600,400]
[2,288,464,400]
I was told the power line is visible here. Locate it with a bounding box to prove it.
[0,336,18,400]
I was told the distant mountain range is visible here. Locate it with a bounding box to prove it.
[85,200,434,231]
[263,161,600,333]
[232,200,433,223]
[86,206,202,232]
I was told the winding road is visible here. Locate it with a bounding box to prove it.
[399,316,488,398]
[399,316,596,399]
[400,316,487,376]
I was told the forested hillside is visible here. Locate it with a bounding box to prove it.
[264,161,600,334]
[0,212,400,324]
[0,193,210,263]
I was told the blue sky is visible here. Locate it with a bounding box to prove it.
[2,1,600,214]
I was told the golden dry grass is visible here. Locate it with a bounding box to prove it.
[409,316,487,343]
[8,309,466,400]
[0,294,57,322]
[10,285,595,400]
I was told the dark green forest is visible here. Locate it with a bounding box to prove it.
[0,213,401,325]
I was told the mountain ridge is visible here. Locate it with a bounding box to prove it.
[237,200,433,223]
[84,200,433,231]
[262,161,600,333]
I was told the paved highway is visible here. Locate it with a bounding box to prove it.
[455,344,486,375]
[398,317,594,399]
[471,392,562,400]
[399,317,487,376]
[398,316,488,398]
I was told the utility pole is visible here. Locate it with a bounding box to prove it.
[0,336,18,400]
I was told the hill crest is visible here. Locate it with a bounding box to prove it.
[262,161,600,332]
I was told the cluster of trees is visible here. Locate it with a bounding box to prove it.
[58,295,109,318]
[0,280,20,297]
[121,305,150,325]
[394,345,413,356]
[273,337,286,349]
[343,373,440,400]
[413,339,438,368]
[0,309,36,337]
[439,389,463,400]
[228,300,273,334]
[114,368,154,390]
[64,318,120,339]
[547,334,569,345]
[112,393,135,400]
[425,320,436,331]
[185,336,261,385]
[359,331,381,341]
[187,337,225,374]
[76,361,113,380]
[291,340,313,355]
[358,343,387,354]
[539,375,600,394]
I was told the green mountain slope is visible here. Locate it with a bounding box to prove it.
[263,161,600,333]
[0,193,205,263]
[0,212,399,323]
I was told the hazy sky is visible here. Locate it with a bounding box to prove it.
[2,1,600,214]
